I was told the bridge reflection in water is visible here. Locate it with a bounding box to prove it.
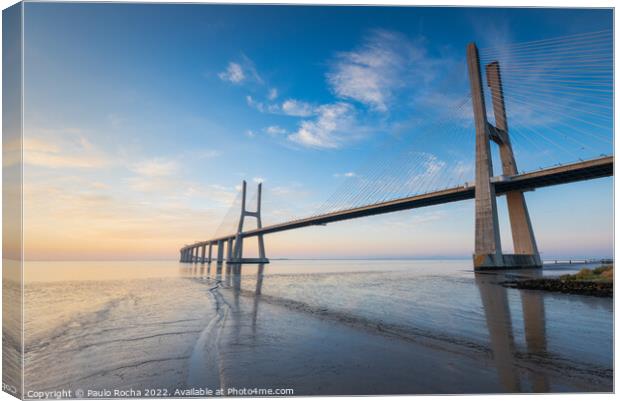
[181,262,607,393]
[475,270,549,392]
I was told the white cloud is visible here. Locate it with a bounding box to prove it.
[268,88,278,100]
[253,177,264,184]
[246,95,279,113]
[281,99,315,117]
[245,129,256,138]
[265,125,287,136]
[405,153,447,191]
[287,103,356,149]
[218,62,245,84]
[247,95,318,118]
[334,171,356,178]
[246,95,262,110]
[219,55,263,85]
[327,30,437,112]
[22,133,108,169]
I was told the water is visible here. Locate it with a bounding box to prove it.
[5,259,613,396]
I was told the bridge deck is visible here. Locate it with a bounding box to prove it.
[182,156,613,250]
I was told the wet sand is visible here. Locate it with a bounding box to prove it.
[7,260,613,397]
[208,267,611,394]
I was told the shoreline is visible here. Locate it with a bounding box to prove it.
[502,278,612,297]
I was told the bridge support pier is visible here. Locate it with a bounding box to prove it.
[468,43,541,270]
[200,245,206,263]
[217,240,224,263]
[227,238,234,261]
[228,181,270,264]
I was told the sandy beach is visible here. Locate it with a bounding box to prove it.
[5,259,612,397]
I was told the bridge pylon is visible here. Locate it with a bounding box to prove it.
[228,180,269,264]
[467,43,542,270]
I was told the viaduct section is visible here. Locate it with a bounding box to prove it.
[179,43,613,270]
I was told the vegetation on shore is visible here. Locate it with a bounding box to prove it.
[502,264,613,297]
[559,264,613,282]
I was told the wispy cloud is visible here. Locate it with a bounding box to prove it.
[127,158,180,193]
[246,96,315,117]
[281,99,315,117]
[333,171,356,178]
[218,62,245,84]
[244,29,457,151]
[268,88,278,100]
[327,29,439,112]
[264,125,287,136]
[246,95,279,113]
[131,158,179,177]
[218,55,263,85]
[287,103,357,149]
[22,132,109,169]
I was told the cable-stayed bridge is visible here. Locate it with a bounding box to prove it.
[180,31,613,270]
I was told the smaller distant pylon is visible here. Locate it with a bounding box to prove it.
[228,180,269,264]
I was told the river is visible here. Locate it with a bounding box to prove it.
[3,259,612,396]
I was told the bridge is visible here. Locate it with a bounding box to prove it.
[180,35,613,270]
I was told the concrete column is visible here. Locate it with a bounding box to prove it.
[208,243,213,263]
[231,181,247,262]
[486,61,540,262]
[217,240,224,263]
[233,235,243,259]
[467,43,503,268]
[237,181,247,234]
[256,183,266,260]
[227,238,233,261]
[200,245,206,263]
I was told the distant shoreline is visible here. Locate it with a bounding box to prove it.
[502,279,612,297]
[23,257,613,263]
[502,264,613,297]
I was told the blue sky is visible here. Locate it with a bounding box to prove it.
[20,4,613,260]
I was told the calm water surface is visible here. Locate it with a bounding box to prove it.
[6,259,613,396]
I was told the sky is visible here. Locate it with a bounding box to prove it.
[16,3,613,260]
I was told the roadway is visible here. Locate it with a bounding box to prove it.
[182,155,613,250]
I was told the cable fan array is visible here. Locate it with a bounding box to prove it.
[211,183,260,239]
[478,30,612,171]
[212,29,612,234]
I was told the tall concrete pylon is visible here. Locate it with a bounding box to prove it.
[467,43,541,270]
[229,180,269,264]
